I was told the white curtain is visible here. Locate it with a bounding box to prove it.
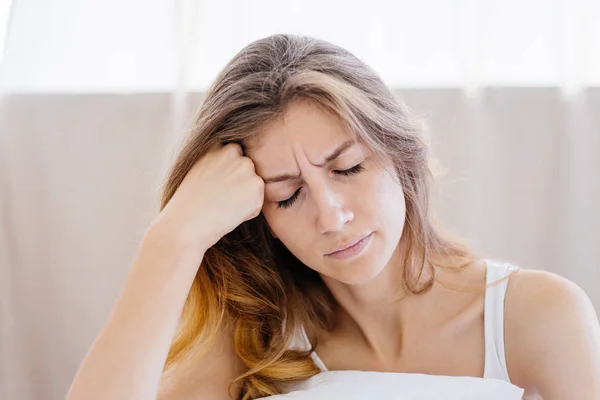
[1,1,599,399]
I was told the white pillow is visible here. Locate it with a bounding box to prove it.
[260,370,524,399]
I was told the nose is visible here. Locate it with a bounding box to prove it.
[313,184,354,234]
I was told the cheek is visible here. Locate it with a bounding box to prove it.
[262,206,306,244]
[366,170,406,226]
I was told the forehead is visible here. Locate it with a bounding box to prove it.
[246,101,355,162]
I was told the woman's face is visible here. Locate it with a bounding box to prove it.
[247,101,406,285]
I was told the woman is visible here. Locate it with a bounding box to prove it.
[67,34,600,400]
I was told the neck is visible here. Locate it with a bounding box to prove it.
[320,241,438,363]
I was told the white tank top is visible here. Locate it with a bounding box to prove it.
[285,259,522,391]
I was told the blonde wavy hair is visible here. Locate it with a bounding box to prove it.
[159,34,480,399]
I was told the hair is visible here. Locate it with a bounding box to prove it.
[159,34,483,399]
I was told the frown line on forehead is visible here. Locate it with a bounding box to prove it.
[263,139,357,184]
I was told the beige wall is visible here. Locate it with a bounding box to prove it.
[1,89,599,399]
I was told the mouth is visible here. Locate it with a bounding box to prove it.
[325,233,373,260]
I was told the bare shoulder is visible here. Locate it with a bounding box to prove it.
[157,324,246,400]
[504,267,600,399]
[504,267,594,311]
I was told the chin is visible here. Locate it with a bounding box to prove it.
[324,257,388,286]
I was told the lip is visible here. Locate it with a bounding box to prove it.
[325,233,373,260]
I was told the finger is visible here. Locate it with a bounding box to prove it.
[222,142,244,157]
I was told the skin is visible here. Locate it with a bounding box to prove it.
[245,100,600,399]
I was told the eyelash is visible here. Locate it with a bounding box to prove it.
[276,164,365,209]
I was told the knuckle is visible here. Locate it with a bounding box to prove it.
[225,142,243,156]
[240,156,255,171]
[253,175,265,189]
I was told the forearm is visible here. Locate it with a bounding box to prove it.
[67,226,205,400]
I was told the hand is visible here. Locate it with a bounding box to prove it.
[153,142,265,252]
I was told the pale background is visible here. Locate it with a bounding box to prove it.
[0,1,599,399]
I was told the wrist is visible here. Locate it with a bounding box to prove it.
[144,218,211,262]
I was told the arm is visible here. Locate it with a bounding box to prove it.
[66,226,243,400]
[66,143,262,400]
[505,269,600,399]
[157,318,245,400]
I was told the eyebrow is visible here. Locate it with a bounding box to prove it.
[263,140,356,184]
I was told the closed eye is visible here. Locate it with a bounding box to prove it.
[334,164,365,176]
[276,164,365,209]
[277,188,302,209]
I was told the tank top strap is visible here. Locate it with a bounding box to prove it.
[289,324,328,371]
[483,259,518,382]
